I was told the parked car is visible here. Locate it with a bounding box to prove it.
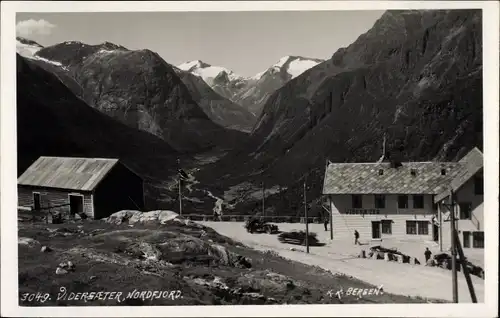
[244,218,279,234]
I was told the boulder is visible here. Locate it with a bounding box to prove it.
[40,246,51,253]
[105,210,141,225]
[156,210,180,224]
[426,259,436,266]
[56,267,68,275]
[384,252,392,261]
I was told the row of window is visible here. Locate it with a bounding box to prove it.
[351,194,425,209]
[406,220,429,235]
[375,220,429,235]
[463,231,484,249]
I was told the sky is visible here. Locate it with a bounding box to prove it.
[16,11,384,77]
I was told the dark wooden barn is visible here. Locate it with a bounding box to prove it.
[17,156,145,219]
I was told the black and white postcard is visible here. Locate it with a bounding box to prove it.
[1,1,498,317]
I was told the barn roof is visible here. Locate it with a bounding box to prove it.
[322,148,483,196]
[18,156,120,191]
[434,147,483,202]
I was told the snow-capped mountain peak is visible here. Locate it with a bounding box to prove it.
[269,55,324,79]
[177,60,243,86]
[177,55,324,116]
[16,37,68,70]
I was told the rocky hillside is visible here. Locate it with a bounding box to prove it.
[16,53,184,205]
[17,212,437,305]
[179,56,324,116]
[34,42,248,153]
[194,9,483,216]
[173,67,256,132]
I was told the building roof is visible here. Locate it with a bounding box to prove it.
[322,161,462,195]
[434,147,483,202]
[18,156,120,191]
[322,148,483,196]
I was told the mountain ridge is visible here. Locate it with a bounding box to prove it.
[179,55,324,116]
[34,41,250,153]
[192,9,483,217]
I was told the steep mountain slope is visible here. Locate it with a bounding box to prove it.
[35,42,248,153]
[179,56,324,116]
[16,53,181,206]
[195,9,483,216]
[173,67,256,132]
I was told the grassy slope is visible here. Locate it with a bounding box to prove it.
[17,219,445,306]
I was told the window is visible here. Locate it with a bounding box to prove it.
[352,195,362,209]
[441,168,447,176]
[378,169,384,175]
[474,176,483,195]
[410,169,417,176]
[381,220,392,234]
[406,221,417,234]
[374,194,386,209]
[406,220,428,235]
[472,231,484,248]
[398,195,408,209]
[417,221,429,235]
[413,195,424,209]
[459,202,472,220]
[463,231,471,248]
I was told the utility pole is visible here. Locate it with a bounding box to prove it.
[329,196,333,240]
[450,190,458,303]
[262,181,265,218]
[326,159,333,240]
[438,201,443,252]
[304,177,309,254]
[177,158,182,217]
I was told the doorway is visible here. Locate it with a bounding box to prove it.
[69,194,84,216]
[33,192,41,211]
[433,224,439,242]
[371,221,381,239]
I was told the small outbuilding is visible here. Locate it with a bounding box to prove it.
[17,156,145,219]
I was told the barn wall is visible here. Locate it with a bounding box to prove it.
[94,163,145,219]
[329,194,435,241]
[17,185,93,218]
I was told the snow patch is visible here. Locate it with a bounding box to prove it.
[177,60,243,85]
[274,56,291,68]
[287,59,321,79]
[16,40,41,58]
[97,49,116,55]
[251,70,267,80]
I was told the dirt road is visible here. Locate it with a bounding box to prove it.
[200,221,485,303]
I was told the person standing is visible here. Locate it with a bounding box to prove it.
[424,247,432,263]
[354,230,360,245]
[323,216,329,231]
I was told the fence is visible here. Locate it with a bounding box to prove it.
[184,214,323,224]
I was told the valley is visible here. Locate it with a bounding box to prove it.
[12,8,487,307]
